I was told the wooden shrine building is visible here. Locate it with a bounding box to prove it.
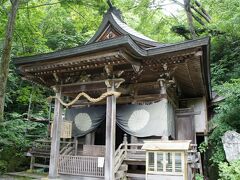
[14,6,211,180]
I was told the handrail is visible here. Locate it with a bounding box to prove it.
[60,142,75,155]
[114,143,127,173]
[115,143,124,157]
[62,147,74,155]
[34,139,75,144]
[114,143,144,173]
[126,143,144,147]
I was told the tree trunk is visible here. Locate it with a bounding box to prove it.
[0,0,20,121]
[184,0,197,39]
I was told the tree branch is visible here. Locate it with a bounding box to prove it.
[171,0,184,8]
[107,0,113,9]
[0,0,20,121]
[192,13,205,26]
[14,30,25,53]
[183,0,197,39]
[191,5,210,23]
[19,1,62,9]
[194,0,211,20]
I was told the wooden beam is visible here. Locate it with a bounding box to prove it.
[22,50,123,73]
[120,50,141,66]
[61,81,160,95]
[70,94,165,106]
[48,90,62,179]
[60,79,106,88]
[105,79,117,180]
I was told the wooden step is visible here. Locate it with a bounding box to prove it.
[33,163,49,168]
[124,159,146,165]
[115,164,128,179]
[127,153,145,159]
[115,170,125,179]
[126,173,145,179]
[119,164,128,171]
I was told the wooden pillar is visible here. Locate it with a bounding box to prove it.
[85,133,92,145]
[74,136,78,156]
[91,132,95,145]
[85,132,95,145]
[130,135,138,144]
[30,155,35,171]
[105,80,116,180]
[158,78,166,95]
[49,89,62,179]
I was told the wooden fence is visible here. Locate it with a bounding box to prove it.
[58,155,104,177]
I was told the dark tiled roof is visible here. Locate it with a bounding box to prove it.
[86,7,161,47]
[13,35,209,65]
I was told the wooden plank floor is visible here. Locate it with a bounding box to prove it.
[60,175,104,180]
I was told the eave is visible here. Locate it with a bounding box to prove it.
[13,36,210,65]
[13,36,211,102]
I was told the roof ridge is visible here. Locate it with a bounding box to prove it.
[86,7,161,47]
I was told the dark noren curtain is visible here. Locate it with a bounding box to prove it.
[65,100,174,138]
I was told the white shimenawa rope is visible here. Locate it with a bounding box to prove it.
[47,91,121,108]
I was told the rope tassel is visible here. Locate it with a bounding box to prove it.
[47,91,121,108]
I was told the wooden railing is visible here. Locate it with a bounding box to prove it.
[30,139,51,157]
[30,139,76,157]
[114,142,144,173]
[57,138,145,178]
[58,155,104,177]
[60,142,75,155]
[114,143,127,173]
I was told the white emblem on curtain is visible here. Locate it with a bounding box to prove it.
[128,109,150,131]
[74,113,92,131]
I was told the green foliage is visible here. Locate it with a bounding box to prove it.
[0,113,47,149]
[218,160,240,180]
[0,113,47,171]
[211,37,240,86]
[207,79,240,165]
[115,0,184,43]
[196,173,204,180]
[1,0,109,172]
[0,160,7,175]
[198,141,208,153]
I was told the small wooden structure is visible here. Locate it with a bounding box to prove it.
[142,141,191,180]
[14,5,211,180]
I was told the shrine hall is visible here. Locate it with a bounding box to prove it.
[14,6,211,180]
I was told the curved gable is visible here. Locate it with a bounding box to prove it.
[87,7,161,48]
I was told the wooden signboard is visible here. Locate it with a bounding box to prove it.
[51,121,72,139]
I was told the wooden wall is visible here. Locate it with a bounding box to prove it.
[175,109,195,143]
[187,97,207,133]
